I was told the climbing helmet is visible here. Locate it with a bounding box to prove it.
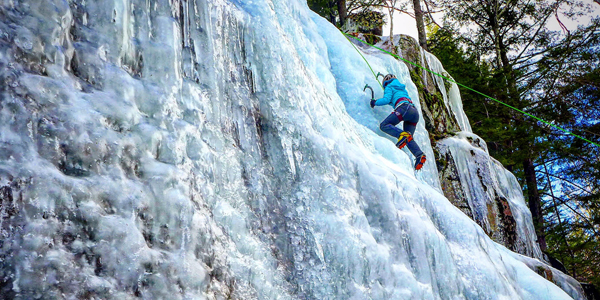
[383,74,396,87]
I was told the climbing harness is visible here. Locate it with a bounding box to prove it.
[339,29,600,149]
[394,105,412,121]
[394,97,414,108]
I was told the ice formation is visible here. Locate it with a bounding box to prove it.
[437,132,543,259]
[0,0,584,299]
[423,53,472,133]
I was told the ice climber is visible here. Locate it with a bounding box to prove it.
[370,74,427,170]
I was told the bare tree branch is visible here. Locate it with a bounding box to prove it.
[537,171,594,196]
[555,6,570,35]
[541,192,600,238]
[423,0,443,29]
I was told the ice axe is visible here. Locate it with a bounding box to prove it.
[363,84,374,99]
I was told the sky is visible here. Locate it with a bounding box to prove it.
[383,0,600,41]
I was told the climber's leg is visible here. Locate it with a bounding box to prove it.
[396,131,413,149]
[400,106,423,158]
[379,112,402,139]
[402,106,426,170]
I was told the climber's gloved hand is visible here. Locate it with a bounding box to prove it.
[370,99,376,108]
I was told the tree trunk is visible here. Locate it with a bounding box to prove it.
[387,1,395,54]
[413,0,427,50]
[389,14,394,50]
[524,158,547,251]
[337,0,347,27]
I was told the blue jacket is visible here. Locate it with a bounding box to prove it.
[374,78,412,109]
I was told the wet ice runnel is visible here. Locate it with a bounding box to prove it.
[0,0,583,299]
[424,52,472,133]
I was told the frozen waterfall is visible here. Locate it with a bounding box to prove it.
[0,0,583,299]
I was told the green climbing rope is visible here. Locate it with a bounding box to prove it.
[342,33,384,90]
[340,30,600,148]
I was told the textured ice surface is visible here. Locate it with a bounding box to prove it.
[424,53,472,133]
[437,132,543,259]
[512,253,587,300]
[0,0,581,299]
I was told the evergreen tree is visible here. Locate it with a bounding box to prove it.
[307,0,340,24]
[436,0,597,251]
[539,19,600,288]
[430,4,600,290]
[308,0,386,27]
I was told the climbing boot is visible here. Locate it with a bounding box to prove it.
[414,154,427,170]
[396,132,413,149]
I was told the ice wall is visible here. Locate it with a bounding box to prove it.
[0,0,584,299]
[424,53,472,133]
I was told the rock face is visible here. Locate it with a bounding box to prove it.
[394,36,463,140]
[344,10,385,38]
[436,133,542,259]
[0,1,586,299]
